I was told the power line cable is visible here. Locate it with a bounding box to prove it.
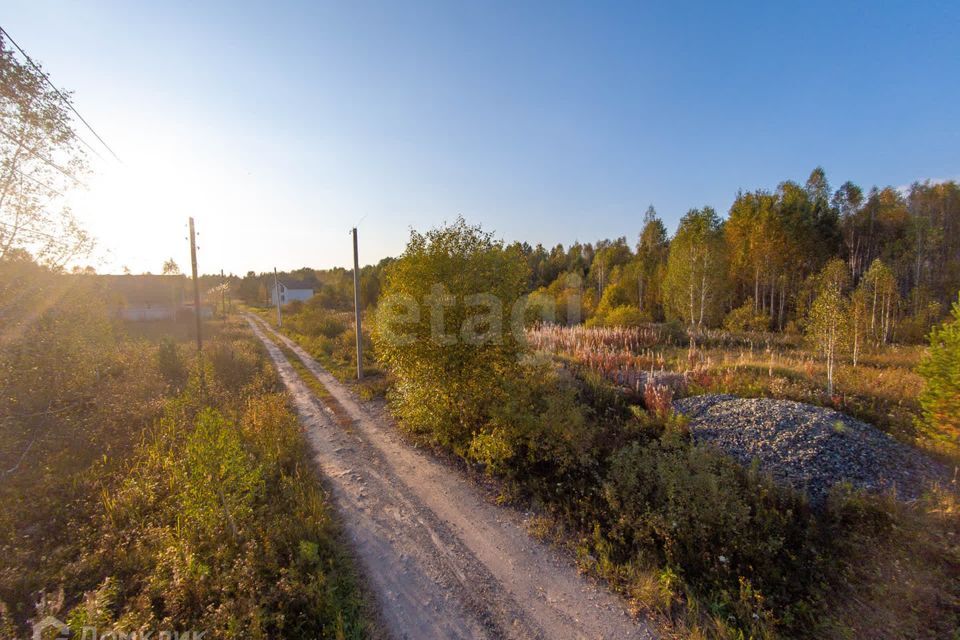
[58,122,105,161]
[12,167,66,197]
[0,220,77,246]
[0,25,121,162]
[0,127,86,187]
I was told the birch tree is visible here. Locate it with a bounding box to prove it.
[664,207,727,329]
[0,36,92,265]
[861,259,899,346]
[725,190,783,320]
[833,181,865,278]
[849,282,869,367]
[806,259,850,395]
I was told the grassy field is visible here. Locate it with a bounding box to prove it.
[529,324,956,462]
[0,269,372,640]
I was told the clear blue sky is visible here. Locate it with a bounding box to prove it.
[5,0,959,274]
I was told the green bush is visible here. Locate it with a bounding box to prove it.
[285,299,305,314]
[916,293,960,443]
[588,304,651,328]
[303,314,348,340]
[723,298,772,332]
[467,363,591,483]
[207,337,270,395]
[896,300,943,344]
[602,434,816,628]
[373,218,529,453]
[73,393,367,638]
[179,408,265,541]
[157,336,188,388]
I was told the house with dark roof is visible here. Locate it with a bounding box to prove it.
[271,279,314,306]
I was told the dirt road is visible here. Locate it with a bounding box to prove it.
[245,315,655,639]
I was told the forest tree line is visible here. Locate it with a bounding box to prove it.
[235,168,958,345]
[520,168,959,343]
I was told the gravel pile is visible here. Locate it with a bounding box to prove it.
[673,394,954,503]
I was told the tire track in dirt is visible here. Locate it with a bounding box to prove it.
[246,315,656,640]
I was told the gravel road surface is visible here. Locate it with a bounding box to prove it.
[246,315,656,640]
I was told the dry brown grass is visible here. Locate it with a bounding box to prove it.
[531,324,954,461]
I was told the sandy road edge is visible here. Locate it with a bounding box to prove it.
[247,313,657,640]
[247,316,512,639]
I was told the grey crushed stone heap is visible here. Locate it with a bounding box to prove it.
[673,394,953,503]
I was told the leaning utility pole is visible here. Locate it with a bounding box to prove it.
[189,217,202,354]
[352,227,364,380]
[273,267,282,327]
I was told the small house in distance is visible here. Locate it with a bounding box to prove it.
[271,279,314,306]
[101,274,186,321]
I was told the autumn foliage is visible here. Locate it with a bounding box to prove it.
[917,294,960,443]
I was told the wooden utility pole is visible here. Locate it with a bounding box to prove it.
[352,227,364,380]
[189,217,202,354]
[273,267,282,327]
[220,269,226,317]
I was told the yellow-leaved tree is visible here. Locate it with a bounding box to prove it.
[805,259,850,395]
[372,217,529,454]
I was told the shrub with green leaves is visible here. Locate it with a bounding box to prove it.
[723,298,771,332]
[588,304,651,328]
[373,217,529,453]
[157,336,188,388]
[179,408,265,541]
[917,293,960,443]
[467,362,591,484]
[74,392,367,639]
[290,305,347,339]
[206,337,270,395]
[602,434,816,623]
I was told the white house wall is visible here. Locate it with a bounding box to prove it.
[120,305,175,321]
[271,288,314,305]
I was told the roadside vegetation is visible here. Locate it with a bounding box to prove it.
[248,299,388,401]
[363,219,958,639]
[0,258,370,639]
